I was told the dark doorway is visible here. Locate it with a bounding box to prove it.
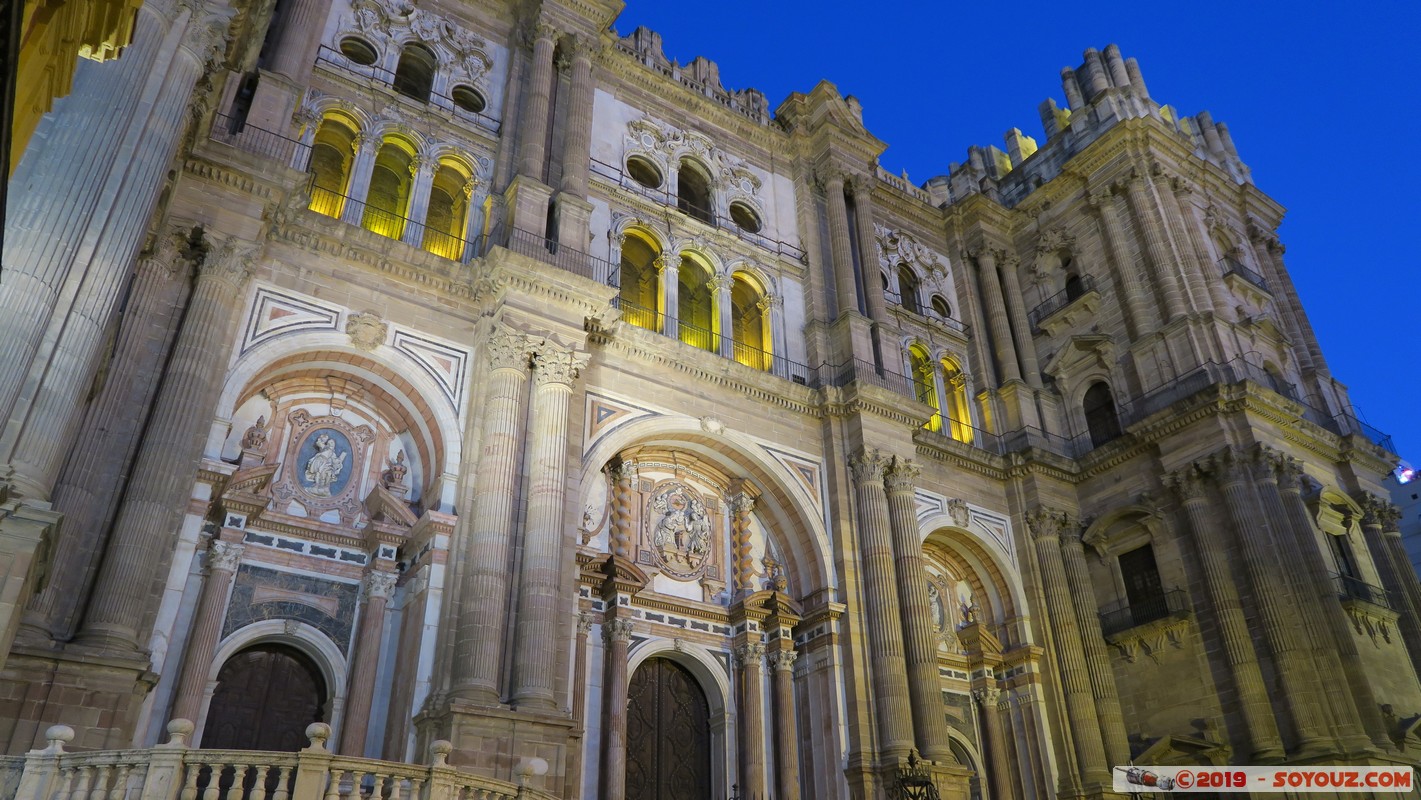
[626,657,711,800]
[1119,544,1166,626]
[204,644,327,751]
[1083,381,1122,447]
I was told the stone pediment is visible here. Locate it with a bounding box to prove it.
[1042,334,1115,382]
[364,484,418,528]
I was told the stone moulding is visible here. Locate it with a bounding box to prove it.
[1104,608,1192,664]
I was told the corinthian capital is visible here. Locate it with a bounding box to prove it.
[362,571,398,600]
[972,686,1002,707]
[1166,464,1208,502]
[602,617,634,644]
[849,449,889,485]
[767,649,798,671]
[1024,507,1072,541]
[531,344,590,387]
[884,456,920,494]
[208,541,245,573]
[486,327,532,371]
[198,236,258,289]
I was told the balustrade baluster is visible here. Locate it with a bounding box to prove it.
[69,766,93,800]
[200,764,220,800]
[54,766,77,800]
[180,764,202,800]
[270,766,291,800]
[107,764,131,800]
[88,764,112,800]
[323,769,343,800]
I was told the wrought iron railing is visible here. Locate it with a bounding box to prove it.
[209,112,310,168]
[1220,256,1270,292]
[1336,573,1391,609]
[1028,274,1096,329]
[504,227,617,284]
[883,289,970,334]
[305,183,478,263]
[1098,588,1189,636]
[314,45,502,134]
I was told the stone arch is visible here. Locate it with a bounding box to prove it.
[918,523,1029,643]
[198,618,349,746]
[625,637,733,800]
[582,417,837,599]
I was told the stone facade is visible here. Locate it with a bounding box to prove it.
[1,1,1417,798]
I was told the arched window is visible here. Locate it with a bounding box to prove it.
[897,265,921,314]
[678,253,716,351]
[618,232,661,331]
[627,155,663,190]
[728,201,762,233]
[941,357,973,444]
[338,36,378,67]
[306,116,357,217]
[1083,381,1123,447]
[677,159,714,225]
[393,43,437,102]
[422,161,470,260]
[362,139,415,239]
[908,344,940,428]
[731,273,770,370]
[930,295,952,320]
[1064,271,1085,301]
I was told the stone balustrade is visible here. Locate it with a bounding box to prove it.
[6,721,553,800]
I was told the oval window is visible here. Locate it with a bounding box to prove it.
[339,37,378,66]
[451,85,486,113]
[931,295,952,319]
[626,155,663,190]
[729,201,762,234]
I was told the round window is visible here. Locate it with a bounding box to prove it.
[626,155,663,190]
[339,37,378,66]
[451,85,487,114]
[729,201,762,234]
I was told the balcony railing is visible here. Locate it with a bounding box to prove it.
[1098,588,1189,637]
[314,45,502,134]
[8,720,555,800]
[1219,256,1270,292]
[614,297,785,375]
[1028,274,1096,330]
[209,113,310,168]
[1336,573,1392,609]
[882,288,970,334]
[504,227,619,285]
[306,184,480,263]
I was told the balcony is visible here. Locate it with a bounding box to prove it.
[1336,573,1392,609]
[1028,275,1098,334]
[882,288,971,335]
[313,45,502,135]
[3,720,555,800]
[1219,256,1270,292]
[613,297,788,376]
[306,184,481,264]
[1098,588,1190,637]
[208,113,311,169]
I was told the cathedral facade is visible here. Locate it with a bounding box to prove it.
[1,0,1417,798]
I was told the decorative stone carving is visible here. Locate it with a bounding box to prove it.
[735,642,766,667]
[699,416,725,436]
[972,686,1002,707]
[884,456,920,493]
[362,571,398,600]
[602,617,634,645]
[577,612,594,636]
[647,482,712,579]
[345,312,388,351]
[762,554,787,593]
[1106,613,1191,664]
[342,0,493,85]
[240,415,269,454]
[198,236,258,288]
[1024,507,1072,541]
[381,450,409,494]
[945,498,971,529]
[209,541,245,573]
[767,650,797,671]
[531,344,590,386]
[849,448,888,485]
[486,327,532,371]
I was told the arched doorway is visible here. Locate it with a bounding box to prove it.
[204,644,327,751]
[626,657,711,800]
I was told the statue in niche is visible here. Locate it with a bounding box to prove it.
[303,432,348,497]
[648,482,711,579]
[381,449,408,492]
[763,555,787,592]
[927,582,945,633]
[241,415,269,451]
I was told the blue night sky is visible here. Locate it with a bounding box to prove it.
[611,1,1421,464]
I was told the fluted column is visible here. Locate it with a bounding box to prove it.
[339,570,397,754]
[401,157,438,246]
[766,294,788,377]
[25,229,195,640]
[1057,526,1130,766]
[1168,466,1284,759]
[80,238,256,649]
[883,456,953,761]
[1156,178,1216,315]
[517,22,558,180]
[598,618,634,800]
[1359,495,1421,678]
[850,177,887,324]
[995,252,1042,388]
[171,539,244,727]
[265,0,334,82]
[340,134,380,225]
[822,174,858,317]
[1123,173,1188,322]
[558,35,596,197]
[1,5,227,501]
[1088,188,1156,337]
[769,649,800,800]
[1250,454,1372,753]
[510,343,589,709]
[451,328,530,702]
[659,255,680,339]
[1255,234,1327,376]
[737,641,768,798]
[849,449,915,759]
[1212,449,1331,754]
[564,613,593,800]
[1024,508,1109,785]
[973,249,1022,384]
[973,688,1014,800]
[606,458,637,562]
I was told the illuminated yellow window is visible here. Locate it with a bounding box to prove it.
[731,272,771,371]
[422,161,470,260]
[678,253,716,352]
[909,344,940,431]
[618,232,661,331]
[941,358,973,444]
[363,140,415,239]
[306,116,357,217]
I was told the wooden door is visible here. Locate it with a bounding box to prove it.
[626,657,711,800]
[204,644,327,751]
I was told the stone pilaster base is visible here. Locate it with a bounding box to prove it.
[553,193,594,251]
[0,486,60,675]
[415,699,575,794]
[503,176,555,241]
[0,645,156,754]
[878,757,974,800]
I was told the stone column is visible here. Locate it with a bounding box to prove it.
[769,649,800,800]
[339,570,397,755]
[823,174,858,317]
[1123,173,1188,322]
[606,458,637,562]
[598,618,634,800]
[25,229,195,640]
[850,178,888,324]
[558,35,596,198]
[1025,509,1109,785]
[1250,455,1372,754]
[1055,525,1131,766]
[1156,178,1216,315]
[263,0,331,82]
[973,688,1014,800]
[1359,496,1421,677]
[517,22,558,181]
[714,275,735,359]
[737,641,768,798]
[766,294,788,377]
[1255,233,1328,376]
[510,343,589,709]
[1167,466,1284,759]
[729,492,756,596]
[79,237,256,650]
[401,157,438,247]
[1088,187,1156,337]
[451,328,530,703]
[1212,449,1331,754]
[995,252,1042,389]
[848,449,915,759]
[339,134,381,225]
[973,249,1022,385]
[0,5,227,501]
[171,539,244,727]
[564,613,593,800]
[883,456,953,761]
[659,255,680,340]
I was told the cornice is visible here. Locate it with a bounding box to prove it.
[912,436,1007,480]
